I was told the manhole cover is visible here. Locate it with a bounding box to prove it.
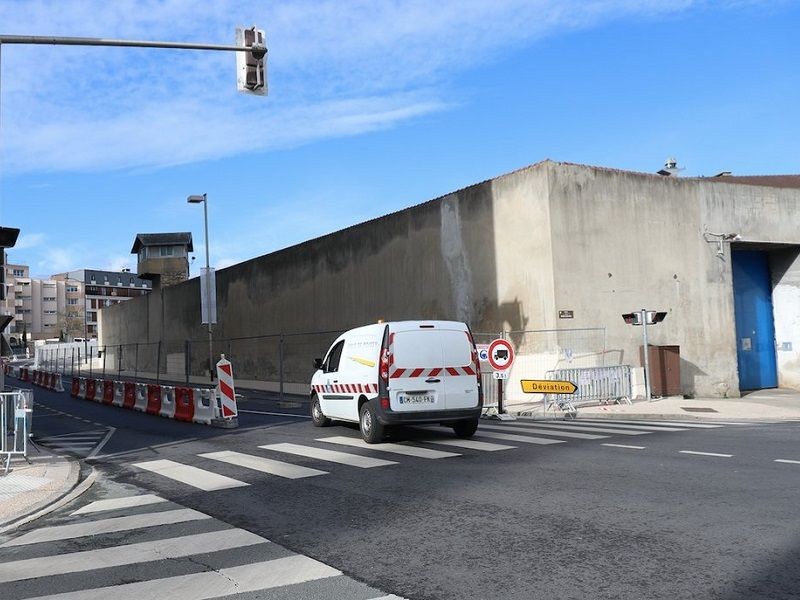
[681,407,718,413]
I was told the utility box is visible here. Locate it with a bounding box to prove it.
[640,345,681,397]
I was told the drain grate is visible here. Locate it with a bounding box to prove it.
[681,406,718,413]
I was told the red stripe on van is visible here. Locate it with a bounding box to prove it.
[410,368,424,378]
[446,367,459,376]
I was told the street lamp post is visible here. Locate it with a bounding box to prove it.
[188,193,215,382]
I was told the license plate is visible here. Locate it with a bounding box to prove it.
[398,394,435,405]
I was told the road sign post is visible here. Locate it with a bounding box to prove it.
[487,338,515,419]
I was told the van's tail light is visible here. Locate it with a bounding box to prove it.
[379,325,390,409]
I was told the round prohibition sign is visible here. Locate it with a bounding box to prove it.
[487,339,515,371]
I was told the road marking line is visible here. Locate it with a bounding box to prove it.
[317,436,460,459]
[0,508,210,547]
[87,427,116,460]
[602,443,646,449]
[472,431,565,445]
[424,438,516,451]
[480,423,607,439]
[578,419,722,429]
[20,554,340,600]
[133,459,249,491]
[774,459,800,465]
[508,422,649,436]
[368,596,410,600]
[71,494,166,515]
[551,422,687,432]
[0,528,267,583]
[679,451,733,458]
[260,443,397,468]
[199,450,328,479]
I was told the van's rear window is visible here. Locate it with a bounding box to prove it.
[393,330,471,368]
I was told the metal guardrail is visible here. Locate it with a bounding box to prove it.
[1,388,34,475]
[544,365,632,417]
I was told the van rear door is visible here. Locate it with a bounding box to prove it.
[389,327,447,413]
[441,330,479,410]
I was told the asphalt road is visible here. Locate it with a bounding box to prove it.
[4,382,800,600]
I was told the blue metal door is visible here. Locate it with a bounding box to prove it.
[732,250,777,390]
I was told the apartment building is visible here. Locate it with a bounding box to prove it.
[52,269,152,338]
[1,264,153,347]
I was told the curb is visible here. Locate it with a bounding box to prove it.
[0,462,97,535]
[512,411,799,422]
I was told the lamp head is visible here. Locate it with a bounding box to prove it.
[187,194,206,204]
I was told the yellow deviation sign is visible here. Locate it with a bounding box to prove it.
[520,380,577,394]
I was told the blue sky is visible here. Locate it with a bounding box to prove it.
[0,0,797,278]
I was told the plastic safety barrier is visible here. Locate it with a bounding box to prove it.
[71,377,80,398]
[113,381,125,407]
[174,387,195,423]
[85,379,96,401]
[123,382,137,409]
[20,368,29,382]
[192,388,216,425]
[54,373,65,392]
[103,380,114,405]
[159,386,176,419]
[92,379,104,402]
[78,378,87,400]
[134,384,148,412]
[146,384,161,415]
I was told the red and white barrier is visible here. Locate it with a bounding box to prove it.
[51,356,240,428]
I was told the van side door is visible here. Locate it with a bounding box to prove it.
[319,340,350,420]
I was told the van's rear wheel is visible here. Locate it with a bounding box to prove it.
[452,417,479,438]
[311,395,330,427]
[359,402,384,444]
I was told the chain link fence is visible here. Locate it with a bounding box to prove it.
[34,327,610,409]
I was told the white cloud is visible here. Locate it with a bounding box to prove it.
[14,233,46,250]
[102,255,135,273]
[0,0,749,173]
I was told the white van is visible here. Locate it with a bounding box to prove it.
[310,320,483,443]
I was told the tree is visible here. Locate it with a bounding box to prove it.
[57,308,84,341]
[21,322,28,352]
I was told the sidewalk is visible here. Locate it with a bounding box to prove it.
[507,388,800,421]
[0,451,82,533]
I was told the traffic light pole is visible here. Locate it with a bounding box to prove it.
[0,34,263,55]
[641,308,652,402]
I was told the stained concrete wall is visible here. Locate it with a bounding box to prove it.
[544,162,800,397]
[100,165,552,383]
[771,249,800,389]
[100,160,800,397]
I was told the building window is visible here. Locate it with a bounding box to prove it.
[43,310,57,314]
[12,269,24,277]
[43,297,56,302]
[67,299,79,305]
[66,286,78,293]
[159,246,174,257]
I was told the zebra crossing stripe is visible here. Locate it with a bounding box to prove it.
[579,419,723,429]
[317,436,460,459]
[423,438,515,451]
[532,421,687,432]
[0,528,266,583]
[479,423,608,440]
[133,459,249,491]
[199,451,328,479]
[72,494,166,515]
[20,555,341,600]
[260,443,397,468]
[0,509,211,548]
[472,430,565,445]
[514,422,649,436]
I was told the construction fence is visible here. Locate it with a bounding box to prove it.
[34,326,625,407]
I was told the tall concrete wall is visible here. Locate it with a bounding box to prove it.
[771,248,800,389]
[100,165,553,383]
[545,162,800,397]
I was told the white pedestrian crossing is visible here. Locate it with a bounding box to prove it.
[0,493,405,600]
[260,443,397,468]
[71,494,166,515]
[479,423,608,440]
[133,459,249,491]
[199,450,328,479]
[472,430,566,445]
[577,419,723,429]
[536,421,688,432]
[317,436,461,459]
[514,422,649,436]
[424,438,516,451]
[0,528,266,583]
[1,508,211,547]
